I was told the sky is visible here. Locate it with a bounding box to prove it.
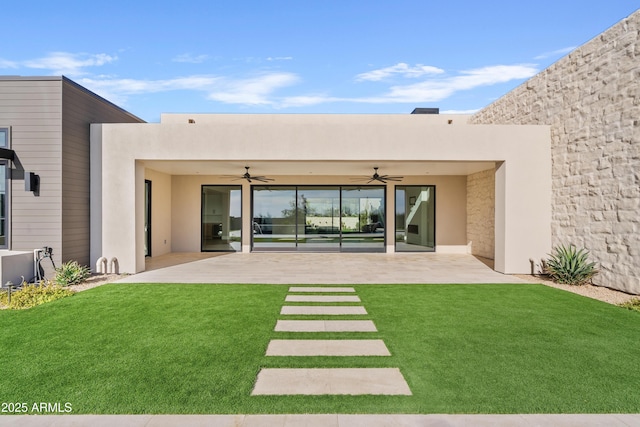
[2,1,638,122]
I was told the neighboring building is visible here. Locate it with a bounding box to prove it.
[471,9,640,294]
[0,76,144,281]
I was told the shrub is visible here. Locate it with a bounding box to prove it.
[619,299,640,313]
[3,281,74,309]
[545,244,598,286]
[55,261,91,286]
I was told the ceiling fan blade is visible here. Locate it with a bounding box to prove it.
[253,177,273,183]
[380,175,403,181]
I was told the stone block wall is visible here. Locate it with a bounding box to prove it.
[467,169,495,260]
[470,10,640,294]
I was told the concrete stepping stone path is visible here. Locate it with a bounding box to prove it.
[266,339,391,356]
[289,286,355,293]
[275,320,377,332]
[285,295,361,303]
[251,368,411,395]
[252,286,412,396]
[280,305,367,315]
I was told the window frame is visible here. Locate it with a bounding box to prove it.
[0,126,10,249]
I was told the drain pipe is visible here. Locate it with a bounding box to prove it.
[109,257,119,274]
[33,248,43,282]
[96,257,108,274]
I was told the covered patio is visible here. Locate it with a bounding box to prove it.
[115,252,526,284]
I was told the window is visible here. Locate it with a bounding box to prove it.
[0,127,9,248]
[395,186,436,252]
[0,127,8,148]
[201,185,242,252]
[0,161,7,248]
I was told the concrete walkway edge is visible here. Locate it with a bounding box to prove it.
[2,414,640,426]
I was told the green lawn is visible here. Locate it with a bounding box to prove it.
[0,283,639,414]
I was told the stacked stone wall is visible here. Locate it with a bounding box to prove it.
[467,169,495,260]
[470,10,640,294]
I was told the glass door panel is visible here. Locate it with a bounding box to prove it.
[341,186,385,252]
[201,185,242,251]
[296,187,340,251]
[144,180,151,257]
[395,186,435,252]
[252,187,297,250]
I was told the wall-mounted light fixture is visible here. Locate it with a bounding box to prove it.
[25,171,39,192]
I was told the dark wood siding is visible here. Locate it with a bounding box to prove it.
[61,78,144,266]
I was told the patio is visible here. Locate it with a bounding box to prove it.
[115,252,526,284]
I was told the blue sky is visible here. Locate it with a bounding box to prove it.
[2,1,637,122]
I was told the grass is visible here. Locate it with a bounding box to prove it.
[0,283,639,414]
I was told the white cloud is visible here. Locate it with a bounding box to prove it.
[534,47,576,60]
[0,59,18,69]
[172,53,209,64]
[277,64,537,107]
[356,63,444,82]
[280,94,342,108]
[78,72,299,107]
[207,73,300,105]
[23,52,117,76]
[266,56,293,61]
[355,64,539,104]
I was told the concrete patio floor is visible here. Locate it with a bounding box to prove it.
[116,252,525,284]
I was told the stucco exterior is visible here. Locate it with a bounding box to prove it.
[91,114,551,275]
[471,9,640,294]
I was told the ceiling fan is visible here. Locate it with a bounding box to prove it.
[353,167,404,184]
[229,166,274,183]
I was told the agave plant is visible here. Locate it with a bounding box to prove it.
[545,244,598,286]
[54,261,91,287]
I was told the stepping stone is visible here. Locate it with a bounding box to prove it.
[275,320,377,332]
[251,368,412,395]
[289,287,356,293]
[280,305,367,315]
[266,339,390,356]
[285,295,361,302]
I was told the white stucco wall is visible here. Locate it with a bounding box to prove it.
[91,115,550,275]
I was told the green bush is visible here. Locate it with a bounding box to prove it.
[1,281,74,309]
[619,299,640,313]
[55,260,91,286]
[545,244,598,286]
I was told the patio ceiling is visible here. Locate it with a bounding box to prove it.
[140,160,496,176]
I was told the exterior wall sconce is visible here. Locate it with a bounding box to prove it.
[25,171,39,193]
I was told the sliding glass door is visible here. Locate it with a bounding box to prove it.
[395,186,435,252]
[340,186,385,252]
[296,187,341,251]
[252,185,385,252]
[201,185,242,251]
[252,187,297,250]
